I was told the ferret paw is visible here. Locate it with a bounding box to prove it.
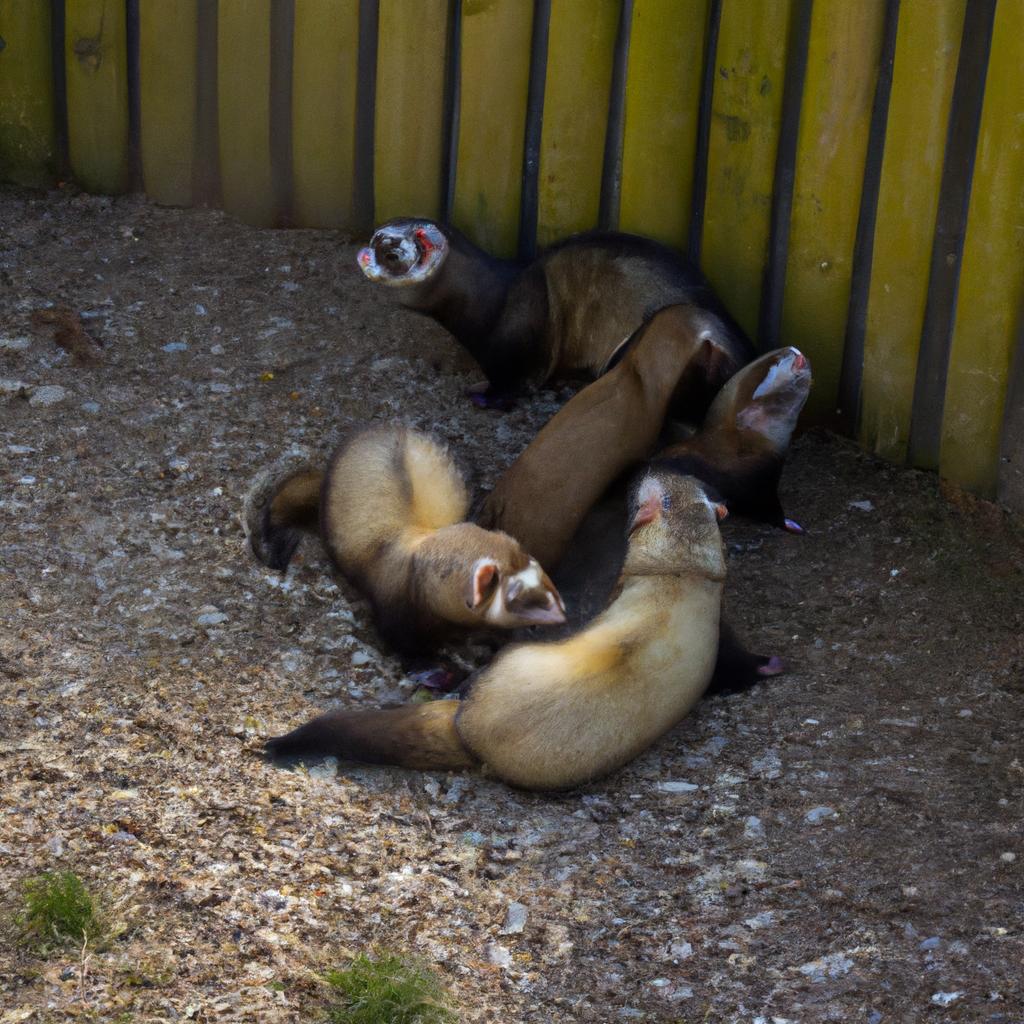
[410,668,460,694]
[756,654,786,677]
[783,518,804,534]
[465,385,516,411]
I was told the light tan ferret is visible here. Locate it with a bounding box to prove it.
[244,426,564,655]
[265,470,727,790]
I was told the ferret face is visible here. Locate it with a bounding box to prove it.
[624,472,727,579]
[357,219,449,286]
[468,555,567,629]
[731,347,812,451]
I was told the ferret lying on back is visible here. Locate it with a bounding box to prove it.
[245,426,564,655]
[265,471,727,791]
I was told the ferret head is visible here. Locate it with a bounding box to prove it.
[466,550,566,629]
[623,472,727,581]
[357,219,449,287]
[708,346,812,453]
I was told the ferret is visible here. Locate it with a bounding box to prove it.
[244,426,565,655]
[357,219,754,403]
[653,346,812,532]
[475,304,736,570]
[265,470,727,791]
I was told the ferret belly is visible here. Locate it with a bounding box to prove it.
[457,580,721,789]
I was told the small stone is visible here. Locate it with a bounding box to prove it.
[18,476,36,485]
[307,757,339,781]
[168,456,190,474]
[919,936,941,950]
[162,341,188,352]
[209,382,232,394]
[81,401,101,413]
[210,343,225,355]
[1000,852,1016,863]
[499,902,528,935]
[197,611,228,627]
[669,941,693,960]
[8,445,35,454]
[195,304,208,315]
[657,780,699,794]
[0,335,31,350]
[28,385,67,406]
[798,953,854,982]
[805,805,836,824]
[350,650,372,667]
[0,379,30,394]
[931,992,962,1007]
[485,942,512,968]
[849,499,874,512]
[46,834,65,856]
[744,911,775,930]
[744,816,765,839]
[462,830,485,847]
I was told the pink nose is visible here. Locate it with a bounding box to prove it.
[791,350,807,371]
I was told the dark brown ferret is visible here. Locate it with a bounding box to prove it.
[244,426,565,655]
[357,219,754,403]
[265,471,727,791]
[476,304,737,569]
[653,346,812,532]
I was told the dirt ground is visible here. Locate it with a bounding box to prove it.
[1,187,1022,1024]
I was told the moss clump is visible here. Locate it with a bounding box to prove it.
[17,871,98,948]
[323,953,457,1024]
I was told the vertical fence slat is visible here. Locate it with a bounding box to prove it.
[65,0,129,194]
[701,0,792,342]
[778,0,885,421]
[998,320,1024,508]
[138,1,198,207]
[618,0,708,249]
[536,0,619,248]
[939,0,1024,497]
[452,0,533,257]
[290,0,359,229]
[858,0,965,464]
[217,0,274,226]
[0,4,55,187]
[373,0,449,224]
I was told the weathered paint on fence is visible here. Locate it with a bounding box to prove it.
[700,0,791,341]
[940,0,1024,496]
[139,2,198,207]
[373,0,449,225]
[859,0,965,465]
[452,0,534,258]
[1,0,1021,510]
[617,0,708,249]
[218,0,274,226]
[65,0,129,194]
[291,0,360,229]
[0,3,55,188]
[779,0,884,422]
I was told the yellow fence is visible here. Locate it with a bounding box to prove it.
[1,0,1021,508]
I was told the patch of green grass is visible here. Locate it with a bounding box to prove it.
[323,953,457,1024]
[16,871,99,949]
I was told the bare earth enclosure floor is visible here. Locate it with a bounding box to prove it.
[1,190,1022,1023]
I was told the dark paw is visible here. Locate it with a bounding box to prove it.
[410,668,461,694]
[783,517,804,534]
[466,386,516,412]
[756,654,785,677]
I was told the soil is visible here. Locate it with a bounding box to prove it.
[1,187,1022,1024]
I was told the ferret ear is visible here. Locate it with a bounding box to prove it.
[630,476,665,533]
[466,558,500,609]
[695,336,739,392]
[412,222,446,253]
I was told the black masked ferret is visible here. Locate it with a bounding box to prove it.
[265,471,727,791]
[357,219,754,402]
[244,426,565,654]
[654,347,812,532]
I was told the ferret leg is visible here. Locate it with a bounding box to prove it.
[708,619,785,694]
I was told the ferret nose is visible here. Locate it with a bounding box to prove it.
[791,350,807,371]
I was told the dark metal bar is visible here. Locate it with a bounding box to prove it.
[353,0,379,231]
[687,0,721,264]
[598,0,633,231]
[192,0,221,207]
[125,0,142,190]
[836,0,900,436]
[757,0,814,353]
[997,304,1024,509]
[440,0,462,223]
[49,0,69,179]
[269,0,295,226]
[518,0,552,259]
[907,0,997,470]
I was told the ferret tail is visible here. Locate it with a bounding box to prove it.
[323,427,469,568]
[243,451,325,571]
[264,700,478,772]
